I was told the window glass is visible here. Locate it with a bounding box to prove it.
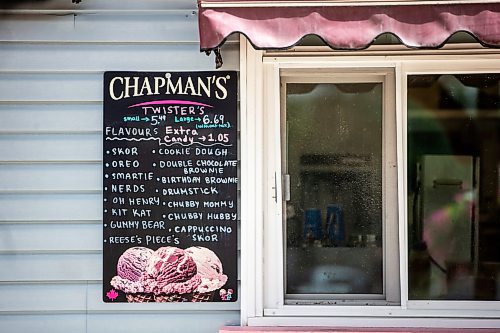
[285,82,384,300]
[407,74,500,300]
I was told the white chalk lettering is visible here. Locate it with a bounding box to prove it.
[174,225,232,234]
[110,160,140,168]
[160,176,200,184]
[141,220,165,229]
[207,212,238,220]
[112,172,154,180]
[183,167,223,175]
[128,197,160,205]
[192,234,218,242]
[162,187,218,196]
[203,200,234,209]
[132,209,151,217]
[196,160,237,167]
[204,177,238,184]
[111,208,128,216]
[109,220,139,229]
[105,126,154,137]
[108,236,141,244]
[145,235,179,246]
[157,148,191,155]
[159,160,192,168]
[110,147,138,155]
[195,148,228,156]
[111,184,145,193]
[167,212,203,221]
[167,201,200,208]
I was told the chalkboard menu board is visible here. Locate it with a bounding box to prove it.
[103,71,237,303]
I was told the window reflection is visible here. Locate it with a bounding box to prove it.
[285,82,383,298]
[407,74,500,300]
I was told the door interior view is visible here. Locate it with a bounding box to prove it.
[283,77,387,302]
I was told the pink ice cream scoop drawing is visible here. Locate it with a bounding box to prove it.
[144,246,201,296]
[185,246,228,301]
[185,246,228,293]
[110,246,154,297]
[109,246,229,302]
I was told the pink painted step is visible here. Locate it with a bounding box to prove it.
[220,327,500,333]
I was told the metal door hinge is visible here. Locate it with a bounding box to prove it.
[283,174,290,201]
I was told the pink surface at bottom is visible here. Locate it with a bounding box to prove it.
[220,327,500,333]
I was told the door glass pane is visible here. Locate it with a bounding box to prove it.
[285,82,383,299]
[407,74,500,300]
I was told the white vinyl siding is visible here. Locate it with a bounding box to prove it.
[0,1,240,332]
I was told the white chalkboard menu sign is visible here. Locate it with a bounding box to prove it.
[103,71,237,303]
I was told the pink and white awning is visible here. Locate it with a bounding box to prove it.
[198,1,500,51]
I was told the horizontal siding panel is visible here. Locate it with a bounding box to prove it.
[0,103,101,132]
[0,193,102,221]
[0,13,199,43]
[0,134,101,162]
[0,51,239,100]
[0,43,237,72]
[0,314,86,333]
[0,73,101,102]
[76,13,198,42]
[0,223,101,252]
[87,312,240,333]
[0,0,196,11]
[0,312,236,333]
[0,283,87,312]
[0,14,73,40]
[0,163,101,191]
[0,253,101,281]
